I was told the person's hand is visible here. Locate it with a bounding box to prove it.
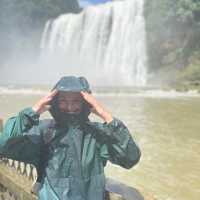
[80,91,113,123]
[0,116,3,132]
[0,116,3,123]
[32,90,58,115]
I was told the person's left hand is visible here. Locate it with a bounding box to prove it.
[80,91,113,123]
[0,116,3,132]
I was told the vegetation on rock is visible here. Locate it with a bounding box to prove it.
[145,0,200,88]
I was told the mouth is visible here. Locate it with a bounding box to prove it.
[67,112,79,114]
[61,111,81,114]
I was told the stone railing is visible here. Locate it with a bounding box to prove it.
[0,158,127,200]
[1,158,37,182]
[0,158,122,200]
[0,157,155,200]
[0,158,37,200]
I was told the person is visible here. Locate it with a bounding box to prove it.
[0,76,141,200]
[0,116,3,133]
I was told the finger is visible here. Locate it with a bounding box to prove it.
[81,94,93,103]
[81,91,94,100]
[80,91,87,97]
[39,105,51,114]
[49,90,58,97]
[44,105,51,111]
[44,96,54,103]
[80,92,89,101]
[44,90,58,102]
[90,107,96,113]
[52,89,58,95]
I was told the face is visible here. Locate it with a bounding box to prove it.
[58,92,83,114]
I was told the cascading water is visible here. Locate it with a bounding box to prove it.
[40,0,148,86]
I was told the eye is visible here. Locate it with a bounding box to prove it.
[74,100,81,103]
[59,99,65,103]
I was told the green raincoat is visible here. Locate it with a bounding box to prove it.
[0,76,141,200]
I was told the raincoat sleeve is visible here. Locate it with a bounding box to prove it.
[0,107,41,165]
[95,117,141,169]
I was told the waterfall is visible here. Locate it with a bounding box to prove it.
[41,0,148,86]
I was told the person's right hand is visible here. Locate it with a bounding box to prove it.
[32,90,58,115]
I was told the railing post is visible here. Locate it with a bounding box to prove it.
[0,158,38,199]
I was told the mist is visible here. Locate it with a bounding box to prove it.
[0,0,80,86]
[0,0,148,87]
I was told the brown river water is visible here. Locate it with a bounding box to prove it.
[0,86,199,200]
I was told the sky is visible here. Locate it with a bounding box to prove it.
[79,0,111,8]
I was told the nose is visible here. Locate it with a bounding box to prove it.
[66,104,73,111]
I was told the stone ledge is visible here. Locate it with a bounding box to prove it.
[0,164,37,200]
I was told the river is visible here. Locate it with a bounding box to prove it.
[0,86,199,200]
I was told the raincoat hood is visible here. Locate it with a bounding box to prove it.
[49,76,92,127]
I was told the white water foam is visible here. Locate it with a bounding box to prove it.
[0,86,199,98]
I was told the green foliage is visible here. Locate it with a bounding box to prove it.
[145,0,200,26]
[0,0,80,31]
[178,50,200,81]
[145,0,200,82]
[176,0,200,24]
[178,64,200,82]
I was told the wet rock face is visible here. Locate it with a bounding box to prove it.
[65,0,81,13]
